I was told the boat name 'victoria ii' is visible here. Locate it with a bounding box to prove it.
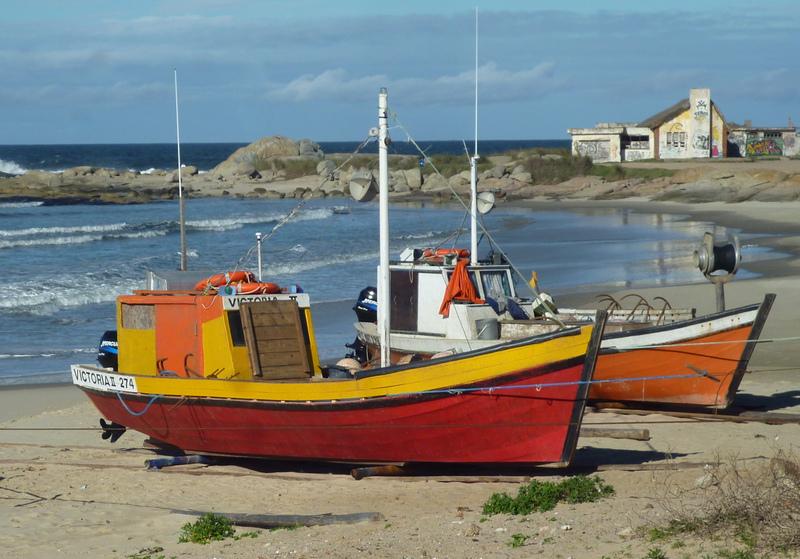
[222,293,310,310]
[71,366,138,393]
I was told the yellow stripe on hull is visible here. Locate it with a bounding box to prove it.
[125,325,592,402]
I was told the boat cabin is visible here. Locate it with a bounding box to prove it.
[116,290,322,381]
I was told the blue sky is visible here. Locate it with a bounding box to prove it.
[1,1,798,143]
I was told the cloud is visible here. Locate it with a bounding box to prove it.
[265,62,564,105]
[0,81,169,105]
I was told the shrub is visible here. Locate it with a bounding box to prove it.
[482,475,614,515]
[178,513,236,544]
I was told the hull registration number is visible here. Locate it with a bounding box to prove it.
[71,366,138,393]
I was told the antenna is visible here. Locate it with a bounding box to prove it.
[474,6,479,158]
[174,68,187,272]
[469,7,480,265]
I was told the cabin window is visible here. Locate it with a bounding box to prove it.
[480,271,512,301]
[227,311,246,347]
[121,304,154,329]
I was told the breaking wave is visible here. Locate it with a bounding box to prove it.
[0,222,129,238]
[0,201,43,209]
[0,229,167,249]
[0,158,26,175]
[266,250,378,276]
[0,348,95,360]
[0,275,142,314]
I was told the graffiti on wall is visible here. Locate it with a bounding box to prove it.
[693,135,710,151]
[575,140,610,160]
[746,138,784,156]
[694,99,709,119]
[624,149,649,161]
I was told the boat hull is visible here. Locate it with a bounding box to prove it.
[356,295,774,409]
[82,361,587,464]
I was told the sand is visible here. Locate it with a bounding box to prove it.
[2,200,799,559]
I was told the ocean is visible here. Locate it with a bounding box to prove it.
[0,140,571,175]
[0,193,783,387]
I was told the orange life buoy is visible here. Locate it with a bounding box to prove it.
[194,270,255,292]
[233,282,281,295]
[421,247,470,263]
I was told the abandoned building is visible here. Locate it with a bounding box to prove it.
[568,88,798,162]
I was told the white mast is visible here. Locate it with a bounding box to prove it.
[174,68,187,271]
[378,88,391,368]
[469,7,479,266]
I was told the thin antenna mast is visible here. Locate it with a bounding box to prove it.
[469,7,479,265]
[174,68,187,271]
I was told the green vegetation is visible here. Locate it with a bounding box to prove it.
[589,163,674,181]
[423,153,492,177]
[507,533,530,548]
[644,548,668,559]
[178,513,236,544]
[482,475,615,515]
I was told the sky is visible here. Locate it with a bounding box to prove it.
[1,1,798,144]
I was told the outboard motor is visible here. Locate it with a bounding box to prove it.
[97,330,118,370]
[353,286,378,323]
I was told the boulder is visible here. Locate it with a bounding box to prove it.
[543,154,563,160]
[316,159,336,177]
[212,136,319,177]
[511,165,526,175]
[448,173,469,188]
[489,165,507,179]
[510,171,532,184]
[404,168,422,190]
[298,138,324,158]
[63,166,97,178]
[421,174,449,192]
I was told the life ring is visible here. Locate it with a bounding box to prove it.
[194,270,255,292]
[232,282,281,295]
[421,247,470,264]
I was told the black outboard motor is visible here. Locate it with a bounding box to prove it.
[97,330,118,370]
[353,286,378,323]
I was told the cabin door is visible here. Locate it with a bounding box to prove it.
[155,303,200,377]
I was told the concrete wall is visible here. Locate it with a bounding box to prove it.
[569,129,622,163]
[622,126,655,161]
[729,129,799,157]
[658,89,719,160]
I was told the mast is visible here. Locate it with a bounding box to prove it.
[469,7,479,266]
[174,68,188,271]
[378,88,391,368]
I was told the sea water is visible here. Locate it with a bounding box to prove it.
[0,197,781,386]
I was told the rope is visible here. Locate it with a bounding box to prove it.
[116,392,160,417]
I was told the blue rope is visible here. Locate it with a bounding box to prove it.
[116,392,161,416]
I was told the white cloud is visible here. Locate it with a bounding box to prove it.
[265,62,564,105]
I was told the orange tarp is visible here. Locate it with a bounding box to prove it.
[439,259,484,317]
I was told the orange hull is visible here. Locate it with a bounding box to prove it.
[590,324,754,408]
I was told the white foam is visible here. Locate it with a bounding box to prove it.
[0,158,27,175]
[0,276,142,314]
[395,230,446,240]
[0,229,166,249]
[0,201,43,209]
[140,168,156,175]
[187,209,331,232]
[0,222,129,238]
[0,348,94,360]
[267,250,378,276]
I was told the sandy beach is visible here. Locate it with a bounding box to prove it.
[2,199,799,559]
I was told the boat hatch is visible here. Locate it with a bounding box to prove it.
[239,300,315,380]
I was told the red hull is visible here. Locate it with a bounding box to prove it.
[85,363,586,464]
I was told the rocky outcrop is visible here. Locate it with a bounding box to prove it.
[211,136,323,178]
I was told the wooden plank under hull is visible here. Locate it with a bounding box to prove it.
[81,361,587,465]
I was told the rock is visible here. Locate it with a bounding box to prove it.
[233,162,257,177]
[212,135,317,177]
[543,154,563,160]
[560,524,572,531]
[617,527,633,538]
[489,165,507,179]
[392,181,410,193]
[183,165,199,176]
[511,165,525,175]
[62,166,97,177]
[316,160,336,177]
[421,174,449,192]
[448,173,469,188]
[510,171,532,183]
[298,138,323,158]
[464,524,481,538]
[404,168,422,190]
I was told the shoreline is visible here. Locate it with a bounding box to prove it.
[1,197,799,558]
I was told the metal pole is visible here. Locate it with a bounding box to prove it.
[469,7,479,266]
[256,232,263,281]
[715,281,726,312]
[174,69,187,271]
[378,88,391,368]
